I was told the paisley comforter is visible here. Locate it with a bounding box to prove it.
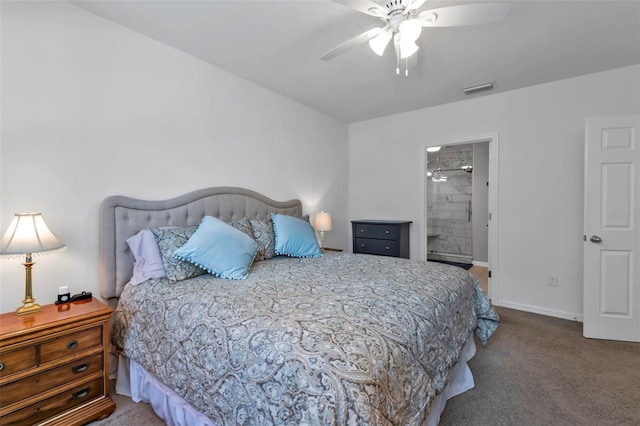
[112,252,499,425]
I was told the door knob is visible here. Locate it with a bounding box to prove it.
[590,235,602,243]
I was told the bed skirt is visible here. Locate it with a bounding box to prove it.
[116,335,477,426]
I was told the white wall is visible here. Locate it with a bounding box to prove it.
[0,1,349,314]
[349,65,640,320]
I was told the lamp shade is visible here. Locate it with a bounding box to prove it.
[0,213,65,256]
[313,212,332,232]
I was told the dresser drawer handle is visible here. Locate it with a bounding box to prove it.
[0,362,4,371]
[360,244,365,248]
[385,230,390,234]
[72,363,89,374]
[385,246,390,250]
[360,229,365,232]
[73,387,90,400]
[67,340,78,350]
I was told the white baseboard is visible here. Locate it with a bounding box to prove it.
[494,300,583,322]
[472,261,489,267]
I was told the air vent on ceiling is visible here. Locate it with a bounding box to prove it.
[462,82,495,95]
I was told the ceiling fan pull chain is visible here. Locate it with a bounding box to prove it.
[405,58,409,77]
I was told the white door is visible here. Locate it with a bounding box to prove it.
[584,115,640,342]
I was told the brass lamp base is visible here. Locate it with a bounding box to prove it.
[16,299,42,315]
[15,256,42,316]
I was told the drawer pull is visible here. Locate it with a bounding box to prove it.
[385,246,390,250]
[361,244,365,248]
[67,340,78,350]
[73,387,90,400]
[385,230,390,234]
[360,229,365,232]
[72,362,89,374]
[0,362,4,371]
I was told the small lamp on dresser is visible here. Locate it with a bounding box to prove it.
[313,211,332,249]
[0,212,65,315]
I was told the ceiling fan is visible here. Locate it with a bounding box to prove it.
[321,0,511,75]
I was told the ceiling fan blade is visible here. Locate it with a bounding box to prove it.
[332,0,387,18]
[406,0,428,13]
[320,27,385,61]
[419,3,511,27]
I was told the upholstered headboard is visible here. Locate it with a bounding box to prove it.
[99,187,302,305]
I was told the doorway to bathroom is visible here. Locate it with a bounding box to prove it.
[423,136,498,299]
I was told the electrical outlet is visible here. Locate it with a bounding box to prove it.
[547,274,558,287]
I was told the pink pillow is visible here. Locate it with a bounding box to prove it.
[126,229,166,285]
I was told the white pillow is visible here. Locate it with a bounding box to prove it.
[126,229,166,285]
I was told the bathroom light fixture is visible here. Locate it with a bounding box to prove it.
[462,82,495,95]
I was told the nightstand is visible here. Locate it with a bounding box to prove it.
[352,220,412,258]
[0,299,115,425]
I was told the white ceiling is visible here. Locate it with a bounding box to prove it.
[69,0,640,123]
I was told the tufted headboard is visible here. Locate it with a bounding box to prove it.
[99,187,302,305]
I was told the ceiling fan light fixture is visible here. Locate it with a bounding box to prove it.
[369,30,392,56]
[399,40,419,59]
[399,19,422,42]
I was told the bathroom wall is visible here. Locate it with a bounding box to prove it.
[472,142,490,263]
[426,144,474,261]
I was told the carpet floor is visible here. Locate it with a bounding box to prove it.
[89,307,640,425]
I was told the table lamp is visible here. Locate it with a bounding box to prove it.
[0,212,65,315]
[313,211,332,249]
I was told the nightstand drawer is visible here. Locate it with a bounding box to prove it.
[0,347,36,379]
[0,352,103,407]
[353,223,399,240]
[1,377,104,425]
[40,326,102,364]
[355,238,400,257]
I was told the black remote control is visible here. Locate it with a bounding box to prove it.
[69,291,92,302]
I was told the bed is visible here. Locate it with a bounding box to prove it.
[99,187,499,425]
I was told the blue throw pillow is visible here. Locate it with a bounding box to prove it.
[173,216,259,280]
[271,213,322,258]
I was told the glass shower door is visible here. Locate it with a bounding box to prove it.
[426,144,473,264]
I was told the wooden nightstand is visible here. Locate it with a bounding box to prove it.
[0,299,115,425]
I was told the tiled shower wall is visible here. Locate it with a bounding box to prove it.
[426,144,473,260]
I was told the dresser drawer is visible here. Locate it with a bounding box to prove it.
[353,223,400,240]
[355,238,400,257]
[40,326,102,364]
[1,377,104,425]
[0,347,36,379]
[0,352,103,408]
